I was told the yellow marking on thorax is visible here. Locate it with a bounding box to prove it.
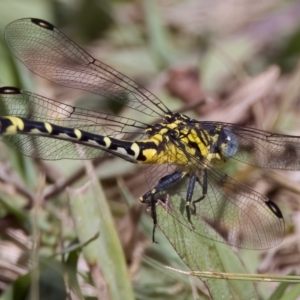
[165,122,178,129]
[187,129,209,157]
[141,139,190,165]
[141,133,164,146]
[190,128,225,164]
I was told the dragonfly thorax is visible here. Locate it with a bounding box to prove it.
[140,113,239,166]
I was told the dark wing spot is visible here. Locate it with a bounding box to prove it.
[265,200,283,219]
[31,18,54,30]
[0,86,22,94]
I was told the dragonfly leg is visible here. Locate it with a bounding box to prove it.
[140,171,186,203]
[191,169,208,215]
[185,174,196,226]
[140,171,187,242]
[151,194,158,243]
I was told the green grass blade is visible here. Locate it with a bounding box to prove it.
[68,163,134,300]
[156,202,256,299]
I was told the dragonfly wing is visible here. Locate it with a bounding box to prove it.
[231,125,300,170]
[3,134,106,160]
[5,18,169,119]
[203,164,284,249]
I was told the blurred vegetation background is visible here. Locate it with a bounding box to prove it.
[1,0,300,299]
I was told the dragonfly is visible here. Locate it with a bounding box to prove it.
[1,18,296,250]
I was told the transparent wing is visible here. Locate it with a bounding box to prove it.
[201,121,300,170]
[3,135,103,160]
[202,164,283,249]
[145,143,284,250]
[154,164,284,250]
[0,87,148,160]
[5,18,169,119]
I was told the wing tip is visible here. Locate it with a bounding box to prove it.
[0,86,22,95]
[31,18,54,31]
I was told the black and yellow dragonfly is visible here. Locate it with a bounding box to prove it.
[1,18,296,250]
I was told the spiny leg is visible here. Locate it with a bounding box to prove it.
[140,171,187,242]
[140,171,187,202]
[191,169,208,215]
[150,194,158,243]
[150,195,173,243]
[185,174,196,226]
[185,170,208,229]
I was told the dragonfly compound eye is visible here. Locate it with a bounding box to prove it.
[222,130,238,158]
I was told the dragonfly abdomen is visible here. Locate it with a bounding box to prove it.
[0,115,145,162]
